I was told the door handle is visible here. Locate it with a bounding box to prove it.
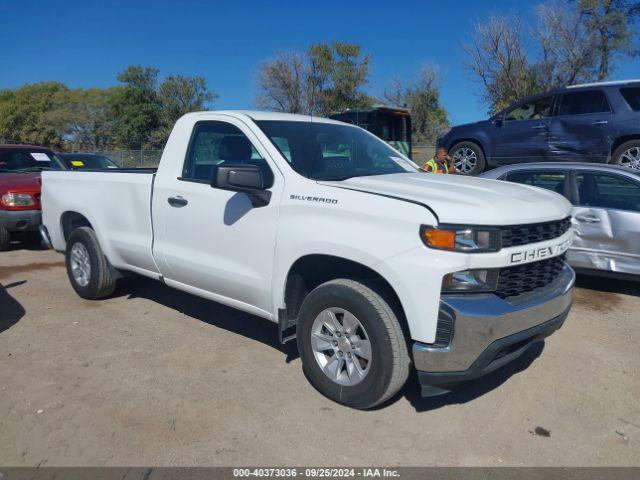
[531,124,547,129]
[575,214,601,224]
[591,120,608,125]
[167,196,188,207]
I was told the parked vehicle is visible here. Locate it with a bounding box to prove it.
[58,153,119,170]
[0,145,65,250]
[330,106,412,158]
[41,111,574,409]
[482,162,640,279]
[438,80,640,175]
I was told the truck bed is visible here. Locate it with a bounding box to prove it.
[41,170,161,278]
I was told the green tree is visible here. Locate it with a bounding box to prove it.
[48,88,114,151]
[577,0,640,80]
[107,66,161,149]
[149,75,217,147]
[383,67,450,144]
[255,42,373,116]
[0,82,68,147]
[307,42,373,115]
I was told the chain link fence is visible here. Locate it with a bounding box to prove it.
[96,150,163,168]
[95,146,435,169]
[411,145,435,166]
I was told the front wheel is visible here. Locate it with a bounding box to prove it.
[611,140,640,170]
[297,279,410,409]
[450,141,486,175]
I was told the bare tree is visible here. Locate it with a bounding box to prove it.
[464,15,537,113]
[534,1,598,88]
[256,51,305,113]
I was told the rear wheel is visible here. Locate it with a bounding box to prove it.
[0,226,9,251]
[65,227,116,299]
[450,141,486,175]
[612,140,640,170]
[297,279,410,409]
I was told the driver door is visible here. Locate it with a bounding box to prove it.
[491,95,554,164]
[152,117,282,316]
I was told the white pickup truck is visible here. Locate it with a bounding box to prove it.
[41,111,575,409]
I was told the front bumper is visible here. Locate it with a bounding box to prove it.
[413,264,575,396]
[0,209,41,232]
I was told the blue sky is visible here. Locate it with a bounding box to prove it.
[1,0,639,126]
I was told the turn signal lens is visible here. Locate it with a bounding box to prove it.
[422,228,456,250]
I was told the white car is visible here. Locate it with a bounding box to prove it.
[482,162,640,279]
[40,111,575,409]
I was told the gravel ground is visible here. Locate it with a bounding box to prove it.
[1,238,639,466]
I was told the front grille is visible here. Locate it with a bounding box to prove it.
[496,255,566,298]
[501,217,571,248]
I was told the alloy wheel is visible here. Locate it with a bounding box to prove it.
[453,147,478,174]
[310,307,372,386]
[619,147,640,170]
[70,242,91,287]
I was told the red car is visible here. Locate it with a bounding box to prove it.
[0,145,65,250]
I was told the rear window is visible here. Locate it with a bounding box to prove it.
[505,170,567,195]
[557,90,611,116]
[620,87,640,111]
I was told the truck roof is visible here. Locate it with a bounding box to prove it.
[182,110,346,124]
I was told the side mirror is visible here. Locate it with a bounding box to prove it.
[211,164,271,207]
[492,117,503,126]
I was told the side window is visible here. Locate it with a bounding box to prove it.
[504,96,553,122]
[620,87,640,111]
[505,170,567,195]
[556,90,611,116]
[182,121,273,187]
[576,172,640,212]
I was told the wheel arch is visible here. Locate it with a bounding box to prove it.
[280,254,410,343]
[611,135,640,158]
[60,211,94,243]
[449,138,487,159]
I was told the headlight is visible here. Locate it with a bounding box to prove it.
[1,192,35,207]
[420,226,501,252]
[442,268,499,293]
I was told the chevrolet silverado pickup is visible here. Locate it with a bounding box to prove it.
[40,111,575,409]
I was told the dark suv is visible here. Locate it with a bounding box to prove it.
[438,80,640,175]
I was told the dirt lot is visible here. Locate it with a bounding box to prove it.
[1,239,639,466]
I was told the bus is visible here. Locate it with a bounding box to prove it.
[329,106,412,158]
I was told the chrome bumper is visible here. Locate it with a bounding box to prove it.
[413,264,575,374]
[39,224,53,249]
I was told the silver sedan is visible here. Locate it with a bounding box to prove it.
[481,163,640,278]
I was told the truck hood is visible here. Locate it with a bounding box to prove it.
[321,173,572,225]
[0,172,41,192]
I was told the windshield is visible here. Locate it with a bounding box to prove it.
[0,149,65,172]
[60,154,119,169]
[255,120,417,181]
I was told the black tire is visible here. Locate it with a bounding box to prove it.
[0,226,9,251]
[296,279,410,409]
[611,139,640,170]
[450,141,486,175]
[65,227,116,299]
